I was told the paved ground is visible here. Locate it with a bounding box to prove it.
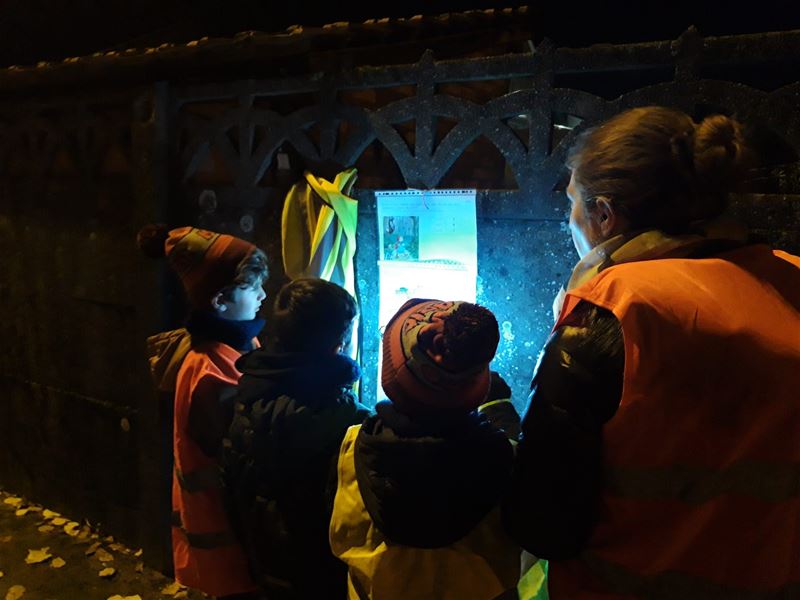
[0,489,206,600]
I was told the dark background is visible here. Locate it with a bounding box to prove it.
[2,0,799,68]
[0,0,798,577]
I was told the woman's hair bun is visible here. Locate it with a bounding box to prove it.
[692,114,749,185]
[137,223,170,259]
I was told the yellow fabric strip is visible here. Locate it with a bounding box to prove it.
[478,398,513,412]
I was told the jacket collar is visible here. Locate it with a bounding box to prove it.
[567,217,750,292]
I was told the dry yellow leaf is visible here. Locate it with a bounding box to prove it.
[14,508,30,517]
[77,529,90,540]
[50,517,68,526]
[133,548,143,557]
[50,557,66,569]
[25,547,53,564]
[37,525,54,533]
[109,543,125,552]
[174,592,189,599]
[85,542,102,556]
[107,595,142,600]
[96,548,114,563]
[104,536,115,543]
[98,567,116,578]
[5,584,25,600]
[64,522,80,537]
[160,581,184,595]
[3,496,23,507]
[42,509,60,519]
[0,570,3,578]
[26,506,42,513]
[135,561,144,573]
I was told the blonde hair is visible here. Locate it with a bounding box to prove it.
[567,106,752,233]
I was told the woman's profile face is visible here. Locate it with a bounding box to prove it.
[567,171,603,258]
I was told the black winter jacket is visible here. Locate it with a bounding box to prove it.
[502,302,623,560]
[223,349,370,600]
[355,400,517,549]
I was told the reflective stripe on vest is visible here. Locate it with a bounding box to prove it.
[582,553,800,600]
[171,511,238,550]
[175,465,222,493]
[605,460,800,504]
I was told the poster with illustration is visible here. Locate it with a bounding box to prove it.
[376,189,477,265]
[382,216,419,260]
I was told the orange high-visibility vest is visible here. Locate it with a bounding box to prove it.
[172,341,255,597]
[550,246,800,599]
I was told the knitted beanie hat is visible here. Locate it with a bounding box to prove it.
[138,224,257,309]
[381,298,499,416]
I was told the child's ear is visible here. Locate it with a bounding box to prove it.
[423,332,447,365]
[210,291,227,313]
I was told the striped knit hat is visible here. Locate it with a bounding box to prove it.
[138,225,257,309]
[381,298,498,416]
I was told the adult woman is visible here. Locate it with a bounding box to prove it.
[503,107,800,598]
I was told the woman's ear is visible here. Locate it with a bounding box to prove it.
[593,196,623,238]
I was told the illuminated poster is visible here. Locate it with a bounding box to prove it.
[377,189,477,265]
[375,189,478,401]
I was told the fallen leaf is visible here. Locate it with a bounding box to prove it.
[5,585,25,600]
[0,535,12,542]
[0,570,3,577]
[104,536,114,543]
[160,581,184,595]
[64,522,80,537]
[134,561,144,573]
[3,496,23,507]
[26,506,42,513]
[98,567,116,578]
[42,509,60,519]
[77,529,90,540]
[174,593,188,599]
[109,543,125,553]
[85,542,102,556]
[95,548,114,563]
[50,557,66,568]
[133,548,143,557]
[107,596,142,600]
[50,517,68,526]
[14,508,30,517]
[37,525,54,533]
[25,547,53,564]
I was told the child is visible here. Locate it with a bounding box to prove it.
[223,277,370,600]
[329,298,521,600]
[140,224,268,600]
